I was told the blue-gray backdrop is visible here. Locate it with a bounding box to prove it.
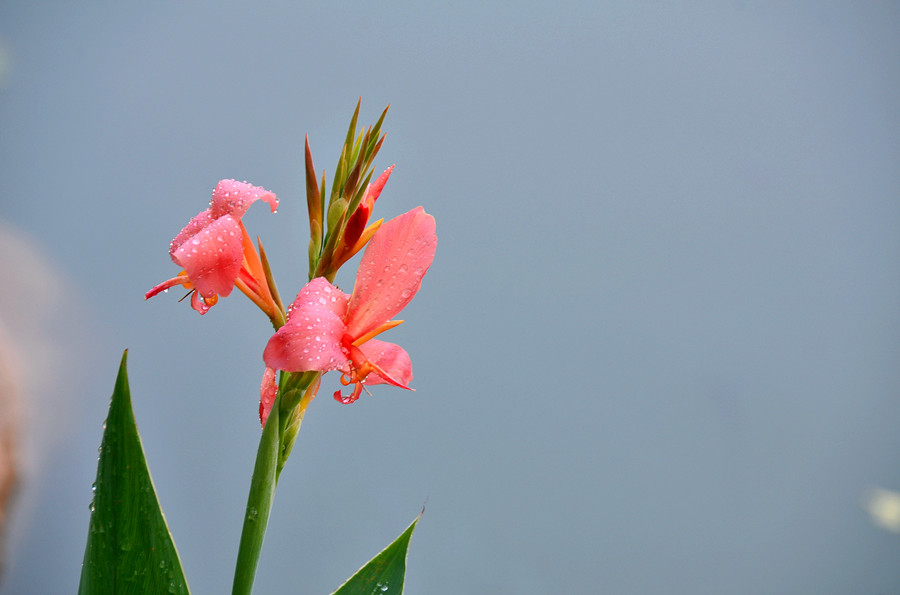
[1,3,898,593]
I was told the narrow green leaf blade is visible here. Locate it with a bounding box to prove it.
[78,351,190,594]
[331,511,422,595]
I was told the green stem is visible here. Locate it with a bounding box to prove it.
[231,371,316,594]
[232,399,281,595]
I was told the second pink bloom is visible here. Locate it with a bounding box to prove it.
[263,207,437,411]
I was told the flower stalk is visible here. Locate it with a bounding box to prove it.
[232,368,319,595]
[147,102,434,595]
[232,389,281,595]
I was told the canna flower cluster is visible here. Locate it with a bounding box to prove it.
[146,103,436,430]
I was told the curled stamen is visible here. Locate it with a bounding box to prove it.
[190,291,214,315]
[334,382,363,404]
[145,271,192,300]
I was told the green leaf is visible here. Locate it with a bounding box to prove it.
[331,511,423,595]
[79,351,190,594]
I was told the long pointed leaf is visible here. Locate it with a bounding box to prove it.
[78,351,190,594]
[331,511,422,595]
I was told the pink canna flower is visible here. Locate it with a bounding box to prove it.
[146,180,279,317]
[262,206,436,417]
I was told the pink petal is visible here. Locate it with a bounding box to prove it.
[259,367,278,427]
[346,207,437,339]
[286,276,349,322]
[170,215,244,298]
[358,339,413,388]
[262,278,349,372]
[366,165,394,205]
[170,210,214,256]
[209,179,278,220]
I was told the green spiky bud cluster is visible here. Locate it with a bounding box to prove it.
[305,99,389,282]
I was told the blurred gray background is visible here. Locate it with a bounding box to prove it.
[1,2,899,593]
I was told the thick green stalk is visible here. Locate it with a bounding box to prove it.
[231,371,316,594]
[232,399,281,595]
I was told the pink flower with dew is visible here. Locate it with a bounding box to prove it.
[261,207,436,422]
[146,180,278,315]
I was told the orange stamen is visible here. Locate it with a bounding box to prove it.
[351,319,404,347]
